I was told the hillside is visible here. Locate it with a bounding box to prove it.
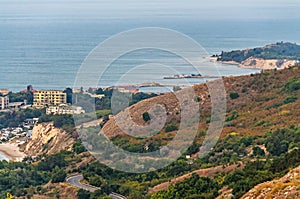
[4,66,299,199]
[24,122,76,156]
[102,66,300,141]
[93,66,300,198]
[216,42,300,69]
[241,165,300,199]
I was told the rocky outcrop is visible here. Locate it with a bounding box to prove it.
[240,57,297,70]
[242,166,300,199]
[24,123,75,156]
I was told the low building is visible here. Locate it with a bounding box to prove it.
[87,93,105,99]
[72,106,86,114]
[33,90,67,108]
[23,118,39,129]
[46,104,85,115]
[106,86,139,94]
[0,89,10,96]
[0,96,9,110]
[8,101,26,110]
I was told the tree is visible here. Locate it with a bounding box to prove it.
[283,95,298,104]
[89,175,103,187]
[229,92,240,99]
[77,189,90,199]
[73,142,87,154]
[64,88,73,104]
[142,112,151,122]
[51,167,66,183]
[165,124,178,132]
[252,146,265,157]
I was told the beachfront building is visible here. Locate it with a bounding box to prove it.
[0,96,9,110]
[33,90,67,108]
[46,104,85,115]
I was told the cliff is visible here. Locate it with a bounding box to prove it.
[240,58,297,70]
[24,123,75,156]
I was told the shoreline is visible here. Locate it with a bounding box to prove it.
[0,143,26,162]
[210,56,297,70]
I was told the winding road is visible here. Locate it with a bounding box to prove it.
[66,174,100,192]
[66,174,127,199]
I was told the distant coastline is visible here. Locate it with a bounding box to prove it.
[211,56,298,70]
[212,42,300,70]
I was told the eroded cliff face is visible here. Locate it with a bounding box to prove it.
[24,123,75,156]
[241,166,300,199]
[240,57,297,70]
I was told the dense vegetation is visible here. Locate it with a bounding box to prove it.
[5,127,300,198]
[217,42,300,62]
[78,67,300,198]
[73,126,300,199]
[150,127,300,199]
[73,89,157,113]
[0,66,299,198]
[38,114,75,133]
[8,91,34,104]
[151,174,220,199]
[0,151,70,198]
[0,108,44,128]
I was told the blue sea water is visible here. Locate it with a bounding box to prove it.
[0,15,300,91]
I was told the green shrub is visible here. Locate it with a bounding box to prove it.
[142,112,151,122]
[229,92,240,99]
[283,95,298,104]
[252,146,265,157]
[73,142,87,154]
[77,189,90,199]
[226,110,239,121]
[284,77,300,92]
[265,129,289,156]
[96,109,112,118]
[165,124,178,132]
[255,120,266,127]
[51,167,66,183]
[195,97,201,102]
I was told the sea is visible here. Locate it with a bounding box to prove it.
[1,3,300,160]
[1,16,300,92]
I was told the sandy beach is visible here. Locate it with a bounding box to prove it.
[0,143,26,162]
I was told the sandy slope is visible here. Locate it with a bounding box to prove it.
[0,142,26,162]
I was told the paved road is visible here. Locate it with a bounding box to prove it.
[109,192,127,199]
[66,174,99,192]
[66,174,127,198]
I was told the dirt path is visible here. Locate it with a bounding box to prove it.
[149,162,244,193]
[76,118,103,129]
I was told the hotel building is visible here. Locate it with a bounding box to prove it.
[33,90,67,108]
[0,96,9,110]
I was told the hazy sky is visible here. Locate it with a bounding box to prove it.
[0,0,299,20]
